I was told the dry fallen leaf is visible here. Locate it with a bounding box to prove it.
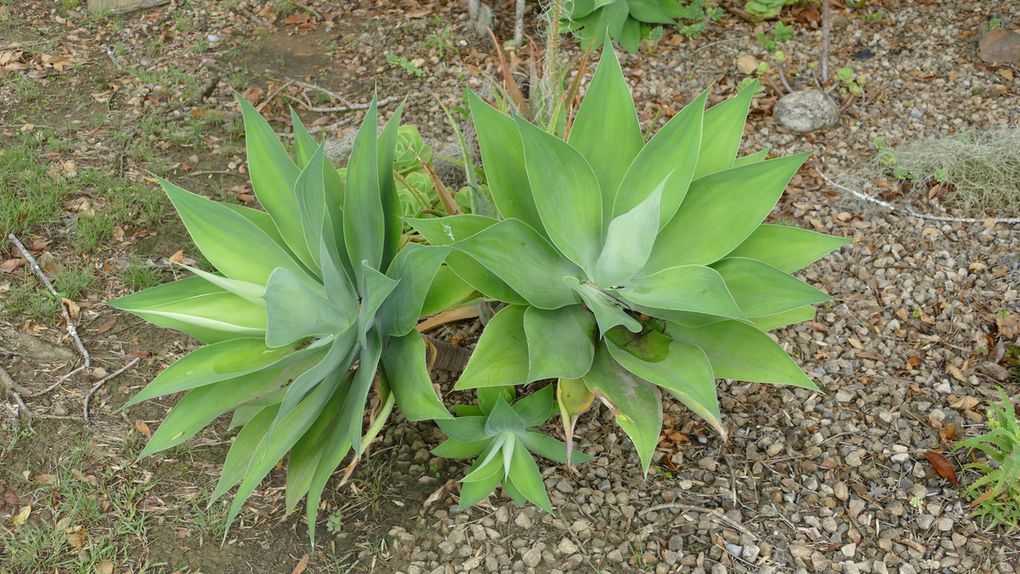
[923,451,960,486]
[0,258,24,273]
[61,298,80,319]
[290,554,310,574]
[96,560,114,574]
[135,419,152,439]
[94,318,117,334]
[168,250,185,264]
[11,504,31,526]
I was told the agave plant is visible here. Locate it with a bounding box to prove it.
[433,385,594,511]
[568,0,685,53]
[109,97,461,541]
[410,45,849,474]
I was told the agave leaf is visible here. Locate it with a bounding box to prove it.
[409,215,527,305]
[693,80,757,179]
[605,328,725,438]
[458,454,503,508]
[290,110,345,235]
[477,386,516,415]
[463,438,506,482]
[612,87,707,227]
[466,91,542,231]
[273,328,357,430]
[592,182,663,287]
[617,16,641,53]
[725,224,851,273]
[161,179,314,286]
[510,384,556,427]
[557,377,596,465]
[507,439,552,512]
[617,265,745,320]
[238,96,316,270]
[319,235,358,316]
[732,148,769,168]
[124,337,310,408]
[455,305,529,390]
[628,0,684,22]
[432,438,490,459]
[211,405,278,505]
[378,104,405,266]
[109,276,267,340]
[294,143,328,274]
[339,329,384,454]
[453,219,581,310]
[381,331,451,421]
[517,117,603,272]
[223,381,337,533]
[563,276,641,335]
[522,305,597,382]
[304,372,356,544]
[712,257,831,317]
[378,244,450,337]
[567,45,643,219]
[437,416,488,442]
[750,305,817,331]
[222,203,289,249]
[665,320,817,390]
[344,100,383,286]
[520,431,595,465]
[646,153,811,271]
[357,263,400,340]
[139,359,313,457]
[420,266,479,316]
[174,264,265,305]
[285,381,350,513]
[264,268,353,347]
[582,344,662,473]
[485,397,528,436]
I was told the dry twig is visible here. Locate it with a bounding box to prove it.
[84,357,140,424]
[7,234,92,395]
[813,162,1020,225]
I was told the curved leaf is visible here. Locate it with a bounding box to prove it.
[563,276,641,335]
[523,305,597,382]
[378,244,450,337]
[382,331,451,421]
[617,265,744,320]
[455,305,529,390]
[712,257,831,317]
[264,268,352,347]
[693,81,757,179]
[344,100,383,286]
[725,224,851,273]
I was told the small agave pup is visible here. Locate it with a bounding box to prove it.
[410,45,850,475]
[433,385,594,512]
[109,97,459,541]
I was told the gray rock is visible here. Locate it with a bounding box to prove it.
[978,29,1020,64]
[774,90,840,133]
[521,547,541,568]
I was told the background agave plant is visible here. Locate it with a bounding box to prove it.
[568,0,685,53]
[109,97,460,541]
[410,45,850,473]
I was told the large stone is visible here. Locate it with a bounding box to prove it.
[774,90,839,133]
[979,28,1020,65]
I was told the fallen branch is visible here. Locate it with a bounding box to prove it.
[641,503,757,540]
[8,234,91,395]
[0,366,32,423]
[304,95,399,114]
[813,162,1020,225]
[256,79,294,113]
[84,357,140,424]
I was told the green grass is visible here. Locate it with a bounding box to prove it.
[2,273,61,322]
[0,135,72,237]
[0,436,164,574]
[53,265,97,299]
[119,263,163,291]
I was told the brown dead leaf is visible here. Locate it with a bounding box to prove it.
[41,54,74,71]
[135,419,152,439]
[96,560,114,574]
[1,258,24,273]
[946,364,967,383]
[923,451,960,486]
[28,237,51,251]
[290,554,310,574]
[94,318,117,334]
[112,226,124,242]
[168,250,185,264]
[949,395,980,411]
[61,298,80,320]
[66,526,89,549]
[938,421,960,443]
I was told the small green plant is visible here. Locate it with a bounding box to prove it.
[744,0,797,20]
[2,275,61,321]
[412,45,848,473]
[109,97,459,543]
[433,385,593,510]
[325,510,344,534]
[989,17,1003,30]
[424,20,458,59]
[386,53,425,78]
[54,266,97,299]
[957,390,1020,530]
[835,66,863,95]
[757,21,794,52]
[674,0,725,39]
[118,263,162,291]
[864,10,885,24]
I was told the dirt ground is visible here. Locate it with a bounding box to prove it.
[1,1,1018,573]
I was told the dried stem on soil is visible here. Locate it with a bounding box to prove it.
[83,356,140,424]
[813,162,1020,225]
[7,233,92,395]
